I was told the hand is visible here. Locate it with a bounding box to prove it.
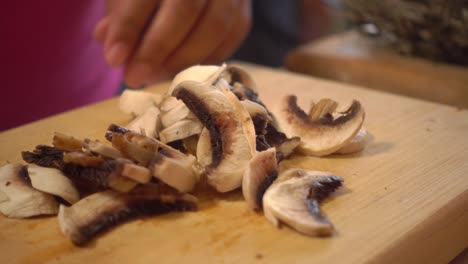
[94,0,252,87]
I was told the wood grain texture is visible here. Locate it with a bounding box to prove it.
[285,31,468,108]
[0,63,467,264]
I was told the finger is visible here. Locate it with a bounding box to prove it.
[94,16,110,43]
[104,0,161,67]
[124,0,208,87]
[162,0,239,74]
[203,0,252,64]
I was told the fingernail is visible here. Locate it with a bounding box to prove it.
[125,63,153,88]
[106,42,128,67]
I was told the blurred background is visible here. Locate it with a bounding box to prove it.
[1,0,467,132]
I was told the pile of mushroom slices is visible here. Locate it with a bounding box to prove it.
[1,130,198,246]
[0,64,369,245]
[117,64,369,235]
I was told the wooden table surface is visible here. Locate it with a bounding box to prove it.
[286,31,468,109]
[0,63,467,264]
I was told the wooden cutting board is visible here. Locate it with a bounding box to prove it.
[0,63,467,264]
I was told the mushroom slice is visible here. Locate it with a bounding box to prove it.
[152,154,197,193]
[173,81,254,192]
[58,184,198,246]
[63,152,105,167]
[127,106,161,138]
[119,90,162,116]
[83,139,123,159]
[308,98,338,121]
[263,169,343,236]
[216,79,256,155]
[221,65,258,93]
[159,97,200,128]
[278,95,365,156]
[110,131,158,166]
[336,129,370,154]
[167,64,224,95]
[121,163,152,184]
[26,166,80,205]
[0,164,58,218]
[242,148,278,211]
[264,124,301,160]
[22,145,64,169]
[53,132,83,152]
[240,100,270,135]
[60,159,137,194]
[159,119,204,143]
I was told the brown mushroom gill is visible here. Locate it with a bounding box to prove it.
[22,145,65,169]
[58,184,198,246]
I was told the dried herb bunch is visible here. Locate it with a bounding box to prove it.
[344,0,468,65]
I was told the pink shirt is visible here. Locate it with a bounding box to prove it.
[1,1,122,131]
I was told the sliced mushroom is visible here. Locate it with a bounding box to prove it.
[240,100,270,134]
[159,119,204,143]
[167,64,224,95]
[119,90,162,116]
[83,139,123,159]
[173,80,255,192]
[242,148,278,211]
[0,164,58,218]
[221,65,258,93]
[152,154,197,193]
[59,158,136,194]
[58,184,198,246]
[216,79,256,155]
[278,95,365,156]
[263,169,343,236]
[22,145,64,169]
[63,152,105,167]
[110,131,159,166]
[336,129,370,154]
[127,106,161,138]
[27,166,80,205]
[53,132,83,152]
[159,97,200,129]
[264,123,301,160]
[308,98,338,121]
[121,163,152,184]
[159,65,225,138]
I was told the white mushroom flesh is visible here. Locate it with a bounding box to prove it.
[242,148,278,211]
[0,164,58,218]
[263,169,343,236]
[27,166,80,204]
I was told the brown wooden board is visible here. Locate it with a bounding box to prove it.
[0,64,467,264]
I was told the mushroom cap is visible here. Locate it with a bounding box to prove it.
[263,169,343,236]
[278,95,365,156]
